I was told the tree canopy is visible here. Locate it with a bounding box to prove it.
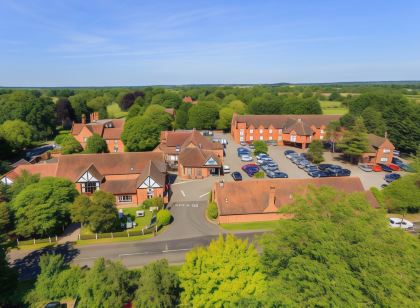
[179,235,266,307]
[338,117,368,163]
[187,102,219,129]
[0,120,32,152]
[85,133,108,153]
[260,186,420,307]
[307,140,324,163]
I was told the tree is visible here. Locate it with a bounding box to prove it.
[70,194,91,226]
[339,113,355,128]
[382,173,420,213]
[122,116,162,151]
[307,140,324,163]
[133,259,180,308]
[0,202,11,234]
[126,104,142,120]
[216,107,234,130]
[0,245,17,306]
[179,235,266,307]
[260,186,420,307]
[329,90,342,101]
[361,106,386,136]
[78,258,137,307]
[142,104,173,130]
[207,202,218,220]
[142,197,164,210]
[119,91,145,111]
[60,135,83,154]
[156,209,172,226]
[87,96,107,111]
[254,171,265,178]
[69,93,91,122]
[175,103,190,129]
[325,120,341,153]
[87,190,119,233]
[0,120,32,151]
[228,99,246,114]
[85,133,108,153]
[12,177,78,238]
[187,102,219,129]
[55,97,75,129]
[8,170,40,198]
[253,140,268,155]
[338,117,368,163]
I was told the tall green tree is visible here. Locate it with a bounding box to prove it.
[12,177,78,238]
[70,194,91,227]
[216,107,234,130]
[179,235,266,307]
[59,135,83,155]
[8,170,40,198]
[0,202,11,234]
[78,258,138,307]
[122,116,162,151]
[382,173,420,213]
[307,140,324,163]
[85,133,108,153]
[86,190,119,233]
[338,117,368,163]
[187,102,219,129]
[0,245,17,306]
[260,186,420,307]
[361,106,386,136]
[133,259,180,308]
[0,120,32,151]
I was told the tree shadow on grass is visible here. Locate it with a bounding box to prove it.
[11,242,80,281]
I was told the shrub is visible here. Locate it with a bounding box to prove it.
[157,209,172,226]
[207,202,218,220]
[142,197,164,210]
[253,140,268,155]
[254,171,265,178]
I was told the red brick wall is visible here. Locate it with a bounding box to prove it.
[73,126,93,149]
[105,139,125,153]
[178,163,212,179]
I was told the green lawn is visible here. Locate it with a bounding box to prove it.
[107,102,128,118]
[221,220,279,231]
[320,100,349,115]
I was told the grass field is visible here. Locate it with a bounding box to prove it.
[107,102,128,118]
[221,220,279,231]
[320,100,349,115]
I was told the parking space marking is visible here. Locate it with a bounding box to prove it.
[181,190,186,197]
[199,192,209,198]
[119,252,150,257]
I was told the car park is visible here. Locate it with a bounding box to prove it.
[240,155,253,162]
[297,160,311,169]
[325,165,342,173]
[358,164,373,172]
[305,165,319,173]
[318,164,333,170]
[389,217,414,230]
[384,173,401,183]
[377,163,393,172]
[285,151,298,159]
[223,165,231,173]
[237,147,250,156]
[231,172,242,181]
[308,170,330,178]
[392,157,403,166]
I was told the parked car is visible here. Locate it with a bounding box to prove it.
[380,184,388,188]
[372,165,382,172]
[223,165,231,173]
[240,141,247,146]
[389,217,414,230]
[388,163,400,171]
[202,130,213,136]
[400,164,416,172]
[297,160,311,168]
[358,164,373,172]
[240,155,253,162]
[335,169,351,176]
[286,152,298,159]
[325,165,342,174]
[241,164,259,176]
[305,166,319,173]
[377,163,393,172]
[318,164,333,170]
[393,150,400,157]
[267,170,288,178]
[220,138,228,145]
[308,170,331,178]
[384,173,401,183]
[392,157,404,166]
[284,150,295,156]
[231,172,242,181]
[237,147,250,155]
[256,153,269,159]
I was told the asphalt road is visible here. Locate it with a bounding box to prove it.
[11,232,266,280]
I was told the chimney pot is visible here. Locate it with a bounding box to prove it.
[81,114,86,124]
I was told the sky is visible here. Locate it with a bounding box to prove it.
[1,0,420,86]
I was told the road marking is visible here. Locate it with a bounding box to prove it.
[119,252,150,257]
[162,248,191,253]
[199,192,210,198]
[171,180,195,186]
[181,190,186,197]
[75,256,98,260]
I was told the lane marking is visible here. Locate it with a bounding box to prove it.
[119,252,150,257]
[162,248,191,253]
[171,180,195,186]
[75,256,98,261]
[199,192,209,198]
[181,190,186,197]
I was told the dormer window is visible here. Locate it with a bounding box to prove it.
[81,181,99,193]
[105,123,114,128]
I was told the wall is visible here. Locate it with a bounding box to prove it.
[73,126,92,149]
[217,213,292,224]
[178,163,212,179]
[105,139,125,153]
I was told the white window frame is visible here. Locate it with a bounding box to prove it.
[380,157,388,162]
[259,129,263,134]
[249,129,254,134]
[118,195,132,203]
[147,188,154,199]
[269,129,273,134]
[269,136,273,140]
[250,136,254,141]
[259,136,263,140]
[383,148,390,153]
[320,135,324,140]
[81,181,100,193]
[291,135,297,142]
[239,129,244,136]
[320,129,325,134]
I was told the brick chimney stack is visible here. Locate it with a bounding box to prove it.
[81,114,86,124]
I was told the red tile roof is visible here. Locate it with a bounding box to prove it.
[71,119,125,140]
[214,177,378,216]
[178,147,222,167]
[2,162,58,182]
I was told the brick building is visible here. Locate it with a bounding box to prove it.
[154,130,224,178]
[1,152,168,207]
[231,114,341,149]
[71,112,125,153]
[212,177,379,224]
[361,134,395,164]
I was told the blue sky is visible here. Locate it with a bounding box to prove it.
[1,0,420,86]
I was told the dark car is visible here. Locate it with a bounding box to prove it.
[400,164,416,172]
[308,170,331,178]
[378,163,393,172]
[392,157,404,166]
[384,173,401,183]
[231,172,242,181]
[284,150,295,156]
[241,164,259,176]
[335,169,351,176]
[271,171,288,178]
[318,164,333,170]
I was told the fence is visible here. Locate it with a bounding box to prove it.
[17,236,58,246]
[78,225,162,241]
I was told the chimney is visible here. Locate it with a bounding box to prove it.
[384,131,388,139]
[269,186,276,208]
[81,114,86,124]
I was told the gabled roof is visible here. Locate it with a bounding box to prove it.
[283,119,313,136]
[367,134,394,152]
[75,164,104,182]
[1,162,58,182]
[214,177,378,216]
[136,160,166,188]
[178,147,222,167]
[71,119,125,140]
[163,130,223,151]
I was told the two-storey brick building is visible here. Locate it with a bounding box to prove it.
[231,114,341,149]
[361,134,395,164]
